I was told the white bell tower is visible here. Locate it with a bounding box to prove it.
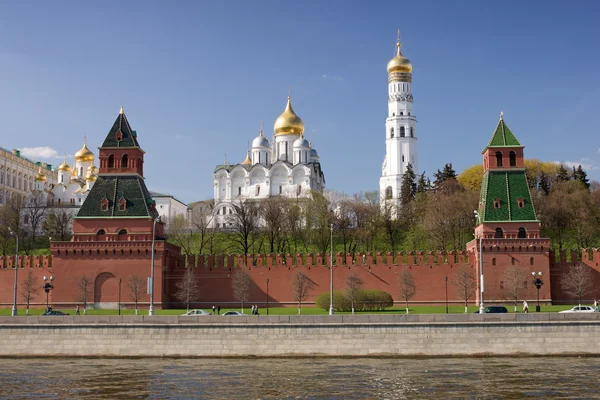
[380,31,418,207]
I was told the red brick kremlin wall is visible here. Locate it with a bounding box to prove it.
[1,249,600,309]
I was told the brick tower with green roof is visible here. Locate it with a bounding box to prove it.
[467,113,551,309]
[49,107,182,310]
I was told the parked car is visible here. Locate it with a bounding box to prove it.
[473,306,508,314]
[180,309,211,316]
[559,306,595,313]
[222,311,247,316]
[41,310,69,316]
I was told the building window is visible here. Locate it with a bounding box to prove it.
[118,229,127,235]
[256,185,260,196]
[228,208,232,215]
[494,228,503,238]
[517,198,525,208]
[402,156,405,162]
[400,126,405,137]
[390,127,394,138]
[400,112,404,116]
[279,186,282,195]
[509,151,516,167]
[518,227,527,238]
[122,154,129,168]
[530,257,534,266]
[100,198,109,211]
[97,229,105,235]
[238,187,241,196]
[297,185,301,196]
[494,199,501,208]
[118,197,127,211]
[108,155,115,168]
[495,151,503,167]
[492,258,496,266]
[385,186,392,199]
[410,127,414,138]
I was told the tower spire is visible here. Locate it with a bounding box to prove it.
[119,105,124,115]
[259,120,263,136]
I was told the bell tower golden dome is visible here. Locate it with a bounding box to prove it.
[387,30,412,78]
[273,96,304,136]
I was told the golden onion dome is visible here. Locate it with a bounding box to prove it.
[34,167,47,182]
[241,150,252,165]
[86,170,97,182]
[87,164,98,174]
[58,155,71,172]
[74,142,95,162]
[273,96,304,136]
[387,41,412,74]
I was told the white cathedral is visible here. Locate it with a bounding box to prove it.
[379,36,417,207]
[212,96,325,228]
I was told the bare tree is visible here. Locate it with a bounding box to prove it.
[189,200,214,255]
[560,263,594,306]
[229,200,259,256]
[174,267,201,311]
[231,268,252,313]
[452,265,476,313]
[345,272,363,314]
[21,269,40,315]
[167,214,198,264]
[0,204,18,259]
[43,208,73,241]
[292,271,314,315]
[398,268,417,314]
[259,197,286,253]
[504,265,527,312]
[127,275,146,315]
[74,275,92,314]
[304,191,333,255]
[22,191,48,251]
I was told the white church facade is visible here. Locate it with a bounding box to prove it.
[380,35,418,207]
[212,96,325,228]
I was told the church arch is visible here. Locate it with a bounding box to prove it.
[494,228,504,238]
[495,152,503,167]
[97,229,105,235]
[94,272,118,308]
[509,151,516,167]
[518,227,527,238]
[122,154,129,168]
[108,154,115,168]
[400,127,406,137]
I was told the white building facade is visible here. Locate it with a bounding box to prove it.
[150,191,188,226]
[380,36,418,207]
[212,96,325,228]
[1,148,57,206]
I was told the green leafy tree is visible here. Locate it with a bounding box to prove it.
[573,165,590,190]
[556,164,570,182]
[400,163,417,206]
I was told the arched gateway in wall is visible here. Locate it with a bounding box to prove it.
[94,272,118,309]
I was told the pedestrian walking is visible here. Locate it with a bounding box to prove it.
[217,305,221,315]
[212,305,216,315]
[594,299,598,312]
[76,305,80,315]
[523,300,528,313]
[255,305,260,316]
[251,304,256,315]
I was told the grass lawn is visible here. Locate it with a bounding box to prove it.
[0,303,583,316]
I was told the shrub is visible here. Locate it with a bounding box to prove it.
[315,289,394,312]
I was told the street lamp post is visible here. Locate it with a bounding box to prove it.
[266,278,269,316]
[9,229,19,316]
[474,211,485,314]
[329,223,334,316]
[445,276,448,314]
[118,278,122,316]
[149,216,160,316]
[532,272,543,312]
[42,276,55,310]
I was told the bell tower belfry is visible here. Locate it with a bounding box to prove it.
[380,31,418,208]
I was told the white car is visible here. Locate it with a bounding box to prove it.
[222,311,247,316]
[559,306,595,313]
[181,309,211,316]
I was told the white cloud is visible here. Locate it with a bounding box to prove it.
[18,146,61,160]
[554,158,596,171]
[321,74,343,81]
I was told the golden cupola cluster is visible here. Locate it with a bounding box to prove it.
[86,164,98,182]
[34,167,47,182]
[75,141,95,162]
[273,96,304,136]
[58,156,71,172]
[387,41,412,74]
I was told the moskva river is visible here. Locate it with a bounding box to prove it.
[1,357,599,399]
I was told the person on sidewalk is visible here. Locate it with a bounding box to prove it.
[217,305,221,315]
[523,300,529,313]
[76,305,80,315]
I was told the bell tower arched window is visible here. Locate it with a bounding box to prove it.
[410,127,414,138]
[495,228,504,238]
[518,227,527,238]
[385,186,393,199]
[122,154,128,168]
[400,127,405,137]
[390,127,394,138]
[495,152,503,167]
[108,155,115,168]
[509,151,516,167]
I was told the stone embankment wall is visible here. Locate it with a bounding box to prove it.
[1,314,599,357]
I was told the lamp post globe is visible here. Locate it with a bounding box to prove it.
[532,271,544,312]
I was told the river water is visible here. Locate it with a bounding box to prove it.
[1,357,599,399]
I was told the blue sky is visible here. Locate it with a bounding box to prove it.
[1,1,599,203]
